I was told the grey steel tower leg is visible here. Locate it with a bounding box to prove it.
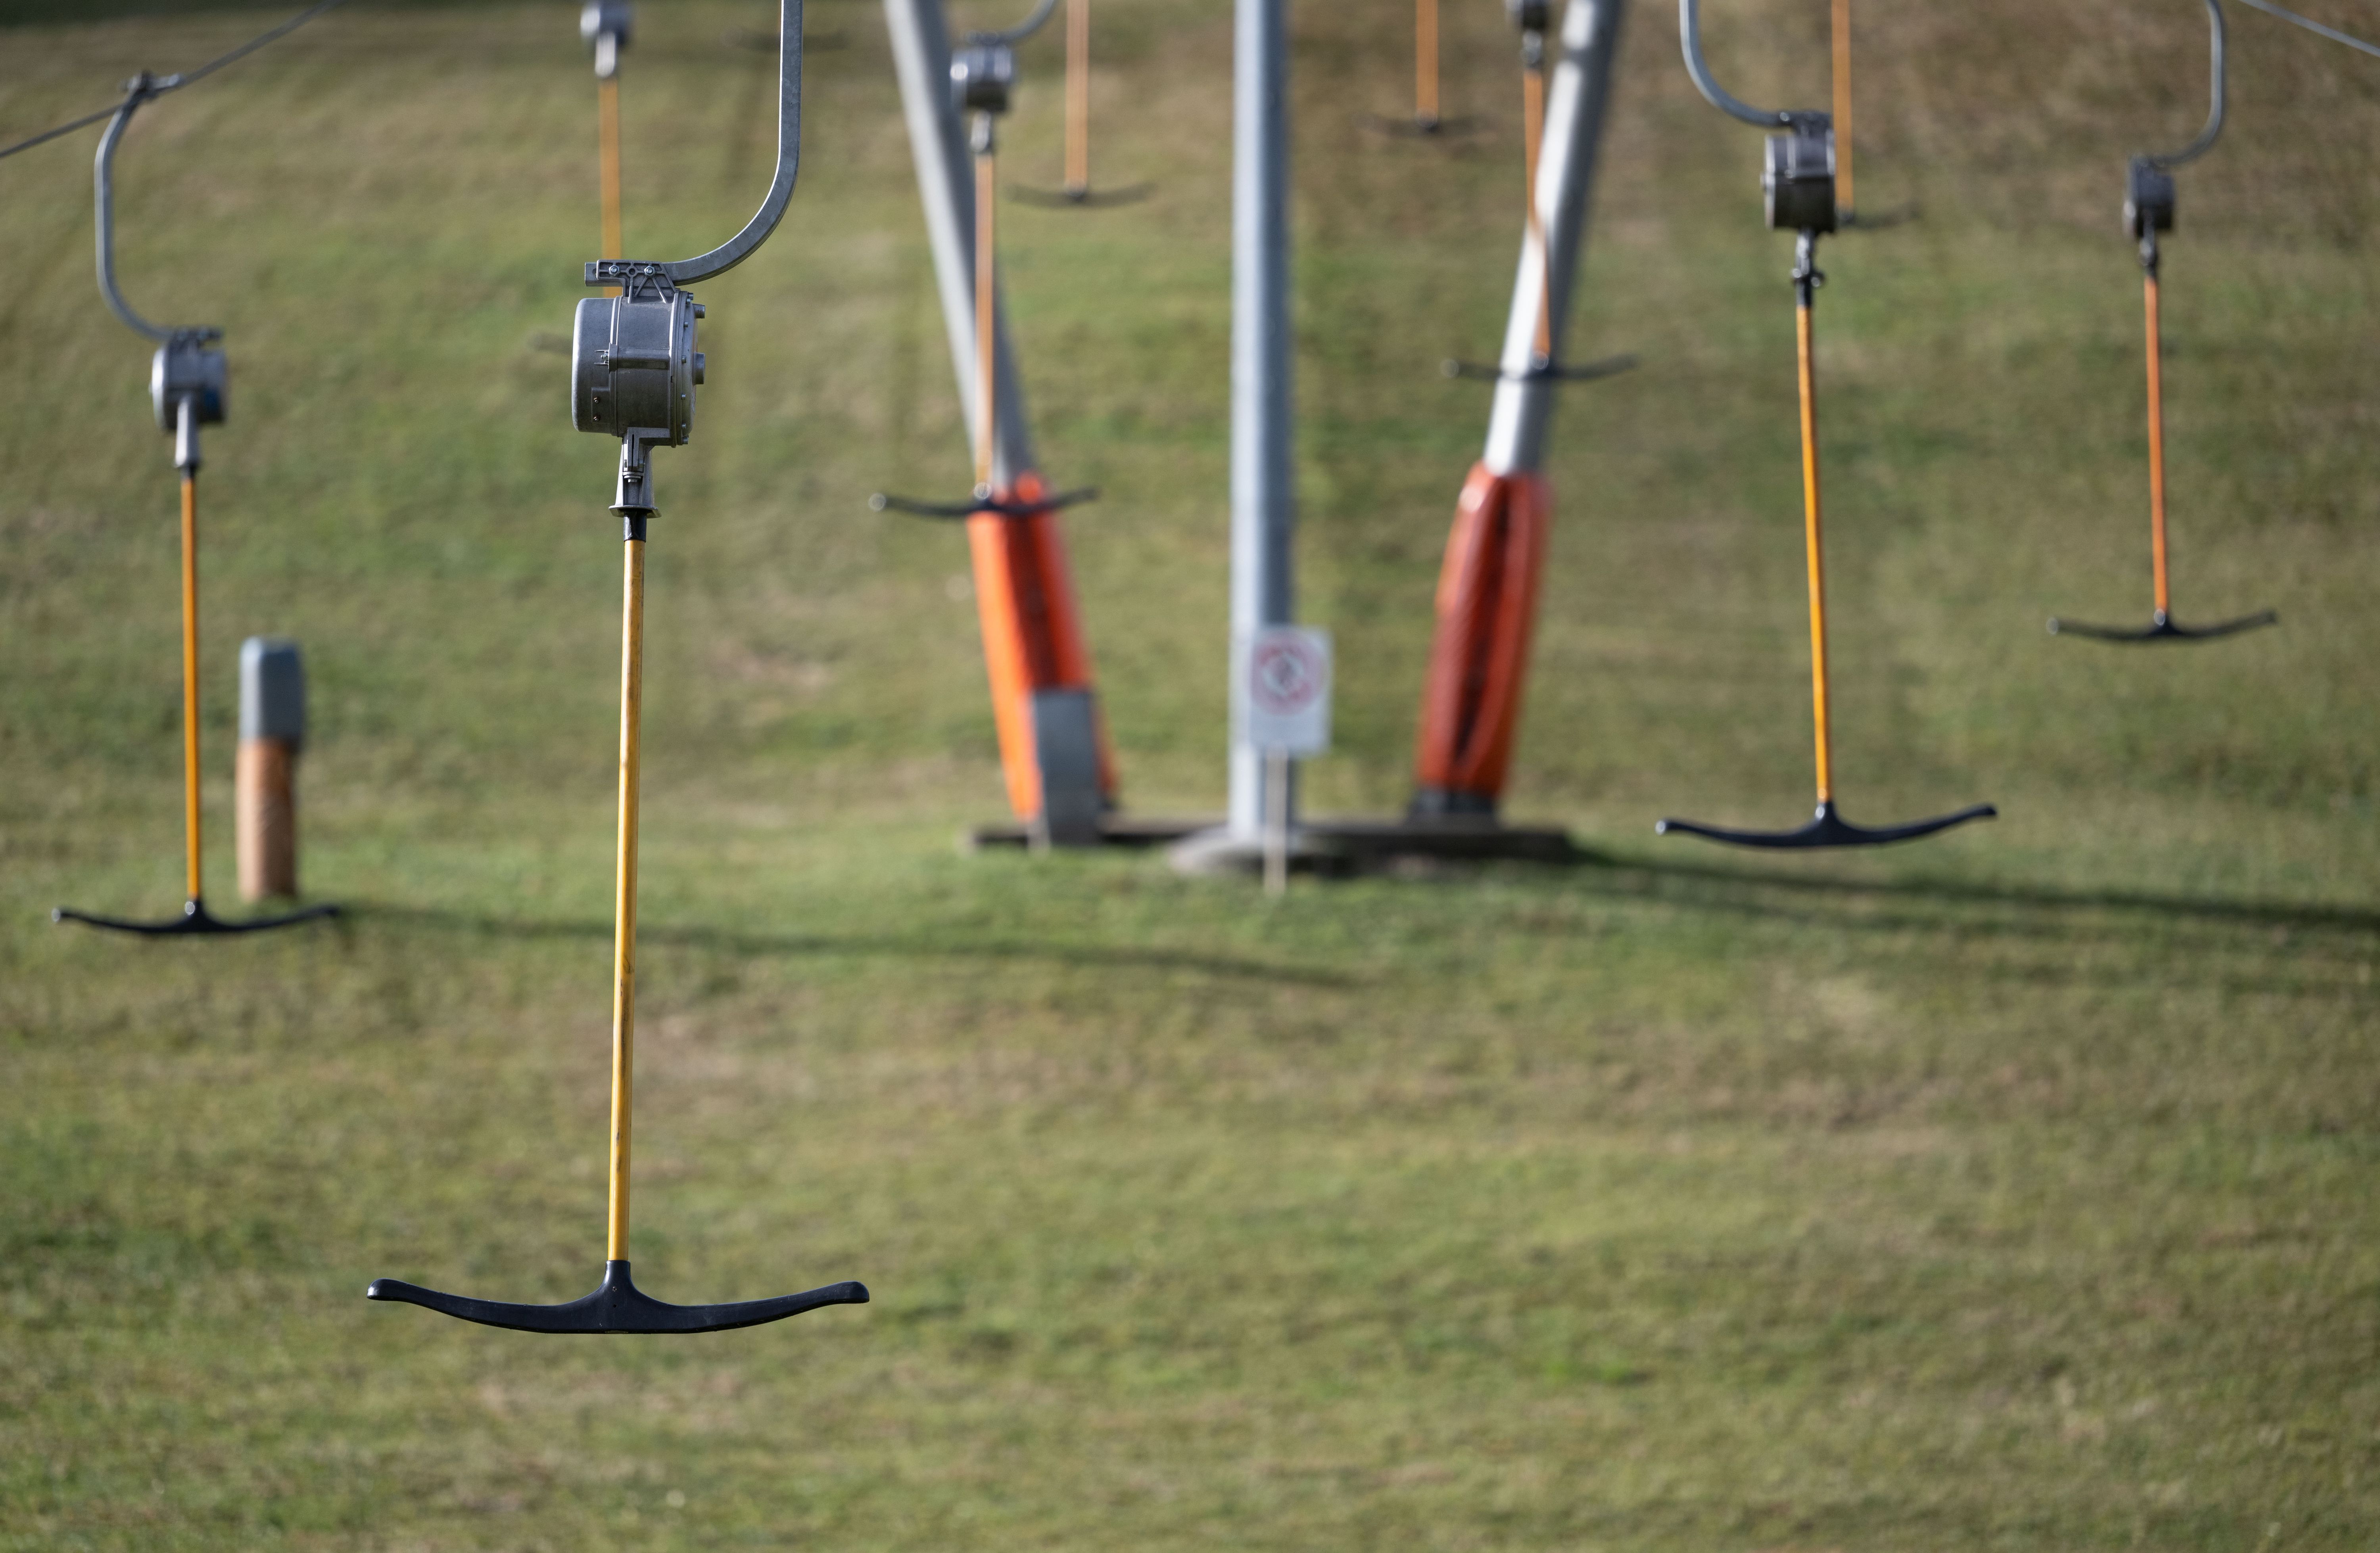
[1484,0,1626,479]
[882,0,1037,486]
[1226,0,1295,840]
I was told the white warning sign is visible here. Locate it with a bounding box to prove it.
[1237,626,1333,756]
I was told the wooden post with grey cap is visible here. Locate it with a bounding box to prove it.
[237,637,304,901]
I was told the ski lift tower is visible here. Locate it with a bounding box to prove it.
[1169,0,1310,874]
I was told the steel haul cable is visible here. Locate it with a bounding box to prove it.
[2235,0,2380,56]
[0,0,355,163]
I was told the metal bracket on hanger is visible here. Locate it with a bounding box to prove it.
[97,76,228,467]
[563,0,803,514]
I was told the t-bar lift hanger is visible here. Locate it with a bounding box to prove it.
[1445,0,1636,385]
[369,0,866,1335]
[872,3,1097,520]
[1655,0,1994,850]
[2047,0,2276,644]
[54,75,340,936]
[1012,0,1151,207]
[1368,0,1478,137]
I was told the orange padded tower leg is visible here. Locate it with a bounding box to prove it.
[1411,464,1549,813]
[965,471,1115,821]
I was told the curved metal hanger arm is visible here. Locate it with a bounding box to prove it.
[965,0,1059,46]
[94,77,209,344]
[639,0,804,285]
[1678,0,1790,126]
[2149,0,2226,166]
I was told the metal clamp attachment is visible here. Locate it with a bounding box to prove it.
[568,1,798,517]
[572,267,703,516]
[1508,0,1549,61]
[588,0,802,290]
[1678,0,1837,234]
[952,40,1015,150]
[96,73,230,468]
[950,0,1055,144]
[2143,0,2227,172]
[572,267,702,448]
[2126,156,2177,247]
[2125,0,2225,263]
[951,41,1016,116]
[1764,111,1836,235]
[582,0,631,79]
[1678,0,1791,127]
[963,0,1058,46]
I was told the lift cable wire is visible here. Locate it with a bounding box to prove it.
[2235,0,2380,58]
[0,0,355,163]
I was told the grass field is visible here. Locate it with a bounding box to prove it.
[4,0,2379,1547]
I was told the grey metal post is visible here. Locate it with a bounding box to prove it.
[1228,0,1295,838]
[883,0,1037,485]
[1484,0,1626,475]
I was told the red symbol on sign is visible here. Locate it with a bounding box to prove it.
[1251,637,1322,715]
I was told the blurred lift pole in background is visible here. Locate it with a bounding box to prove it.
[1168,0,1301,876]
[882,0,1120,846]
[1178,0,1582,877]
[1226,0,1296,846]
[1409,0,1625,818]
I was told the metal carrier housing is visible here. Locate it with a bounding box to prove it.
[950,42,1015,115]
[581,0,632,48]
[572,263,704,447]
[2125,155,2177,239]
[150,334,226,433]
[582,0,631,77]
[1506,0,1550,32]
[1763,111,1837,233]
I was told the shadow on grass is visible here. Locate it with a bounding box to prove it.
[1561,842,2380,939]
[350,903,1355,987]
